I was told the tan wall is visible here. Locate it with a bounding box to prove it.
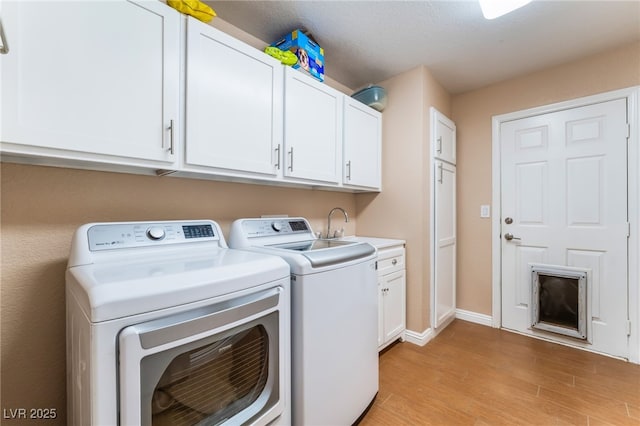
[0,163,356,421]
[356,65,451,333]
[452,40,640,315]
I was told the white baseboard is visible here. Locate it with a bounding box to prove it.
[403,311,493,347]
[455,308,493,327]
[404,327,435,346]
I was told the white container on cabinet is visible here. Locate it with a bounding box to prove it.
[0,0,180,171]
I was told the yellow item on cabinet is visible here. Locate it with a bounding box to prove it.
[167,0,216,23]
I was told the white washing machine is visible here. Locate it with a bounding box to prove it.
[66,220,291,426]
[229,217,378,426]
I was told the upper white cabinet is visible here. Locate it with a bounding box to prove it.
[0,0,180,169]
[183,18,283,178]
[343,97,382,190]
[0,3,383,192]
[283,67,342,184]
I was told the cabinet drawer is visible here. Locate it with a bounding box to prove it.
[377,247,405,274]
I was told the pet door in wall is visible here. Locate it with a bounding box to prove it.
[530,265,588,340]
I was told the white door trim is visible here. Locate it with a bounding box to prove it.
[491,86,640,363]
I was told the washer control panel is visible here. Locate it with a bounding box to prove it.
[242,218,311,238]
[88,221,219,251]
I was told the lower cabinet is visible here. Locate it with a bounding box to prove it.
[377,245,406,351]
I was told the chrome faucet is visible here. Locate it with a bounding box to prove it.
[326,207,349,239]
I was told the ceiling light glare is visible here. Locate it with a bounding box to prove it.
[479,0,532,19]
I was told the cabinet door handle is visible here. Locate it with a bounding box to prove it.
[166,119,175,155]
[0,21,9,54]
[346,160,352,180]
[392,259,397,266]
[288,147,294,172]
[438,163,443,183]
[437,136,442,154]
[275,144,281,170]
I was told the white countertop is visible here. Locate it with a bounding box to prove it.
[342,236,406,249]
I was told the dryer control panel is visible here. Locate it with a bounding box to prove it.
[87,221,220,251]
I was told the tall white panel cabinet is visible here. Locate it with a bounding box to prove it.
[0,0,180,169]
[183,18,283,178]
[431,108,457,330]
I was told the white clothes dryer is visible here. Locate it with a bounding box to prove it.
[66,220,291,426]
[229,217,379,426]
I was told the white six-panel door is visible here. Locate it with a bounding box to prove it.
[500,98,629,359]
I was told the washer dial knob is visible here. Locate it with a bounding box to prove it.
[146,226,166,241]
[271,222,283,232]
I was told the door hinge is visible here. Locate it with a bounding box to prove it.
[626,123,631,139]
[628,222,631,238]
[626,320,632,337]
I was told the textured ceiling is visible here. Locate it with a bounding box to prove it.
[204,0,640,94]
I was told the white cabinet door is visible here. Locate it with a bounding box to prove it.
[377,276,384,348]
[433,160,457,329]
[343,97,381,190]
[381,270,406,343]
[432,107,456,165]
[1,0,180,166]
[283,68,341,184]
[377,245,406,351]
[184,18,283,177]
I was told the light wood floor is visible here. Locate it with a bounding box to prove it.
[360,320,640,425]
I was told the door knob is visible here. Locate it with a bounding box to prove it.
[504,232,521,241]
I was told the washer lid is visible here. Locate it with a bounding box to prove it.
[269,240,375,268]
[66,248,289,322]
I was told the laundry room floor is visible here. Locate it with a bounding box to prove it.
[360,320,640,425]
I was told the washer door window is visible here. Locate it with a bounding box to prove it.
[118,287,283,426]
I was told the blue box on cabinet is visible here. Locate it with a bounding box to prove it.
[271,29,325,82]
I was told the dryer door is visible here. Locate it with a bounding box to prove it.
[118,287,284,426]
